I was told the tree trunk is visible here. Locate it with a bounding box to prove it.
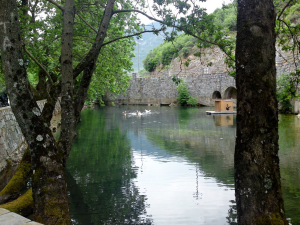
[57,0,76,166]
[0,188,33,217]
[0,0,71,224]
[0,148,31,204]
[0,0,116,223]
[235,0,287,224]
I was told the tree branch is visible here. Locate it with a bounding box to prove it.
[113,9,236,63]
[113,9,165,24]
[45,0,64,11]
[73,0,116,79]
[277,0,294,20]
[102,29,164,46]
[76,13,97,33]
[23,46,54,85]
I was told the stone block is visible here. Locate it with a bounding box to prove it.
[0,208,9,216]
[23,222,44,225]
[0,212,30,225]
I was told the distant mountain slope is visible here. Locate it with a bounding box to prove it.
[131,22,173,73]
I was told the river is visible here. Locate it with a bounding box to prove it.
[66,106,300,225]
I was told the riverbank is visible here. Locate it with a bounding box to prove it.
[0,208,42,225]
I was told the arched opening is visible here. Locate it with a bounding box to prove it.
[212,91,222,99]
[224,87,237,99]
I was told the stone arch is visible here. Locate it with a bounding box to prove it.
[223,87,237,99]
[212,91,222,99]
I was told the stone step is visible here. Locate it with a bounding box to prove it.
[0,208,43,225]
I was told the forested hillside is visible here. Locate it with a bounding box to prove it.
[131,22,174,72]
[142,2,237,72]
[142,0,300,74]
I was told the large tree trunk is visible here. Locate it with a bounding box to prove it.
[0,0,71,224]
[235,0,287,224]
[0,148,31,204]
[0,0,116,223]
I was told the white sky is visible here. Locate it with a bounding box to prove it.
[138,0,233,25]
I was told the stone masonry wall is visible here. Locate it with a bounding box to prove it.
[0,99,61,172]
[108,45,300,113]
[107,72,235,106]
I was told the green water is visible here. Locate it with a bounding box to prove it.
[66,106,300,225]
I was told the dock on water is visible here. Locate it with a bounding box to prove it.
[206,110,236,115]
[206,99,236,115]
[0,208,43,225]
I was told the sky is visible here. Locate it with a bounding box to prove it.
[138,0,233,25]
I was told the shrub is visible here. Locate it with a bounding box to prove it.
[176,80,197,106]
[276,73,299,113]
[176,81,190,104]
[187,97,197,106]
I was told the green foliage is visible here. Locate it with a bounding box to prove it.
[142,2,237,74]
[11,0,137,104]
[143,49,160,72]
[187,97,197,106]
[175,80,197,106]
[176,81,190,104]
[172,76,182,85]
[212,2,237,31]
[274,0,300,113]
[277,73,300,113]
[143,34,197,72]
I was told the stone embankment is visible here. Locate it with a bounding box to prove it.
[107,72,235,106]
[0,208,42,225]
[107,45,300,113]
[0,99,61,173]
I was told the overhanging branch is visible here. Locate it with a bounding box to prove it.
[113,9,235,63]
[45,0,64,11]
[23,46,54,85]
[76,13,97,33]
[113,9,165,24]
[277,0,295,20]
[102,29,164,46]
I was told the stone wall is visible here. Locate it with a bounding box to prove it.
[108,46,300,113]
[106,72,235,106]
[0,99,61,172]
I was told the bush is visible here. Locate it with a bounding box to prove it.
[176,82,190,104]
[187,97,197,106]
[175,80,198,106]
[277,73,299,113]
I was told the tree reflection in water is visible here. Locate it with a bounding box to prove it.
[66,106,300,225]
[66,109,152,225]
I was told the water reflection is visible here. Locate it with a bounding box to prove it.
[67,109,152,225]
[67,106,300,225]
[213,115,235,127]
[278,115,300,225]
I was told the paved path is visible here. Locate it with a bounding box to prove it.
[0,208,43,225]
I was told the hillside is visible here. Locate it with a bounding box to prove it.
[131,22,169,72]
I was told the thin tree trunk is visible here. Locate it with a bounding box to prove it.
[56,0,76,166]
[73,0,115,78]
[235,0,287,224]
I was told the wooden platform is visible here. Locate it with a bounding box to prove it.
[206,111,237,115]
